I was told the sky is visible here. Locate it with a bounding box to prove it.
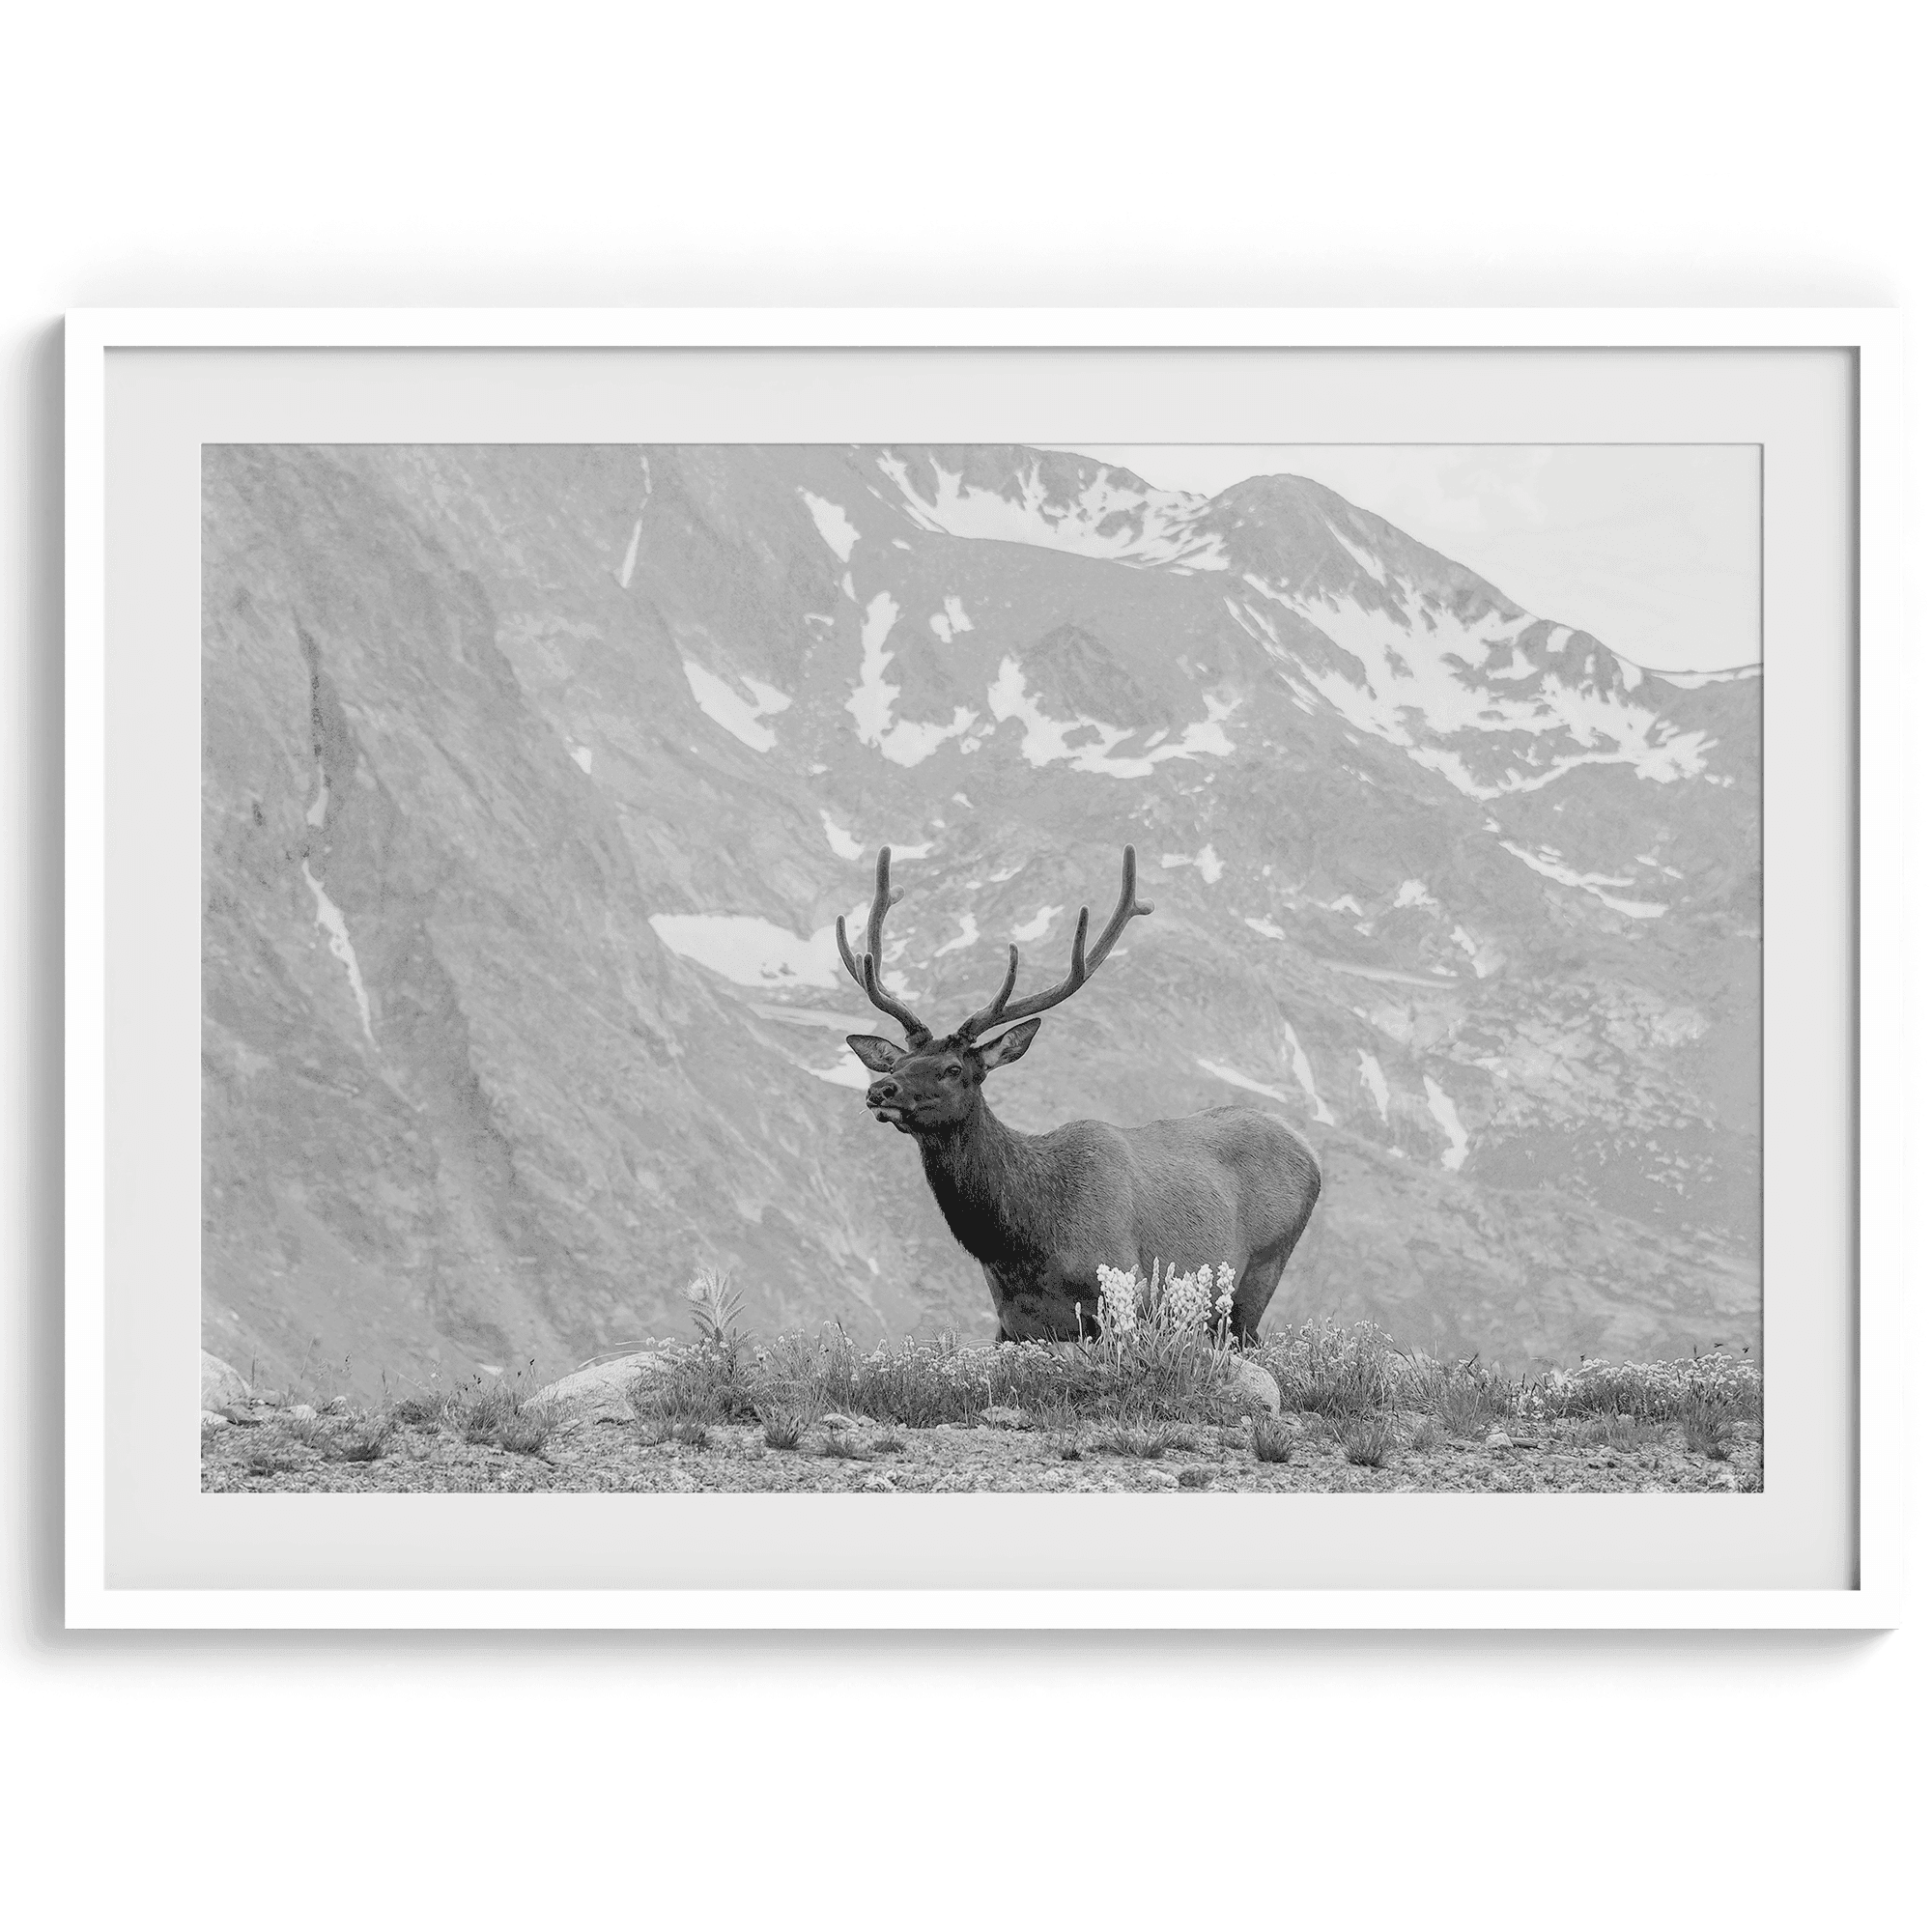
[1046,444,1761,673]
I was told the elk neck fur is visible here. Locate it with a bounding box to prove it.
[913,1089,1065,1268]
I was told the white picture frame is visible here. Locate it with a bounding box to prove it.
[65,307,1904,1631]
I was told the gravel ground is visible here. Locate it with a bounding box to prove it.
[201,1408,1762,1494]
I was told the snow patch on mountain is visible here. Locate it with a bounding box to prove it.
[302,862,375,1043]
[847,591,981,767]
[928,595,974,642]
[1357,1049,1391,1123]
[1283,1020,1335,1123]
[616,520,642,589]
[1656,665,1762,690]
[570,744,593,774]
[877,452,1230,573]
[799,491,862,563]
[1198,1059,1292,1105]
[987,659,1237,778]
[820,812,865,860]
[811,1058,872,1091]
[684,661,792,753]
[1240,572,1713,800]
[1325,520,1388,584]
[1161,843,1225,883]
[931,914,979,959]
[1451,924,1501,977]
[650,911,846,988]
[1423,1075,1470,1170]
[1011,904,1059,942]
[1499,840,1669,919]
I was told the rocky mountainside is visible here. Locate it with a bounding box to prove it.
[202,443,1760,1395]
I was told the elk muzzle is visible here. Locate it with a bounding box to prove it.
[865,1076,912,1130]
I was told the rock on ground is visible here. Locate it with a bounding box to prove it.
[1223,1355,1282,1416]
[201,1351,250,1412]
[536,1351,668,1425]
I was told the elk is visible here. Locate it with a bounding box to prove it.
[840,844,1321,1344]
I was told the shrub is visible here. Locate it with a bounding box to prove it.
[1258,1321,1428,1419]
[1537,1350,1762,1424]
[733,1277,1250,1435]
[631,1345,754,1436]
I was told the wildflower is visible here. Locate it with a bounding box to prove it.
[1095,1264,1139,1339]
[1162,1263,1212,1333]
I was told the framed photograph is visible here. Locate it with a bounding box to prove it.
[66,308,1901,1629]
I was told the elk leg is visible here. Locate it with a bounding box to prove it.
[1232,1240,1293,1345]
[981,1264,1017,1345]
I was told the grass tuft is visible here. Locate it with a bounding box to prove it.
[1682,1391,1735,1461]
[1339,1415,1396,1468]
[1406,1413,1444,1454]
[1251,1415,1297,1463]
[1094,1419,1192,1461]
[336,1422,392,1463]
[1580,1412,1650,1453]
[447,1367,558,1455]
[758,1405,807,1451]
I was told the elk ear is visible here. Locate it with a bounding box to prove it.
[977,1018,1040,1070]
[846,1034,905,1074]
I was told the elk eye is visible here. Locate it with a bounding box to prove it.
[941,1064,960,1078]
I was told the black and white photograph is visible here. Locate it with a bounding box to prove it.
[16,7,1927,1924]
[198,438,1765,1495]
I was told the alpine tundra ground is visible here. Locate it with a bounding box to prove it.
[200,1317,1763,1495]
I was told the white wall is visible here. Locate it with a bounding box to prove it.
[4,3,1923,1923]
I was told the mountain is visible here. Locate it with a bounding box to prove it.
[201,442,1761,1394]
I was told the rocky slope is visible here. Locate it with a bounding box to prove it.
[202,443,1760,1393]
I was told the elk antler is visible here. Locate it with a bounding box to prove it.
[836,847,932,1044]
[956,845,1152,1041]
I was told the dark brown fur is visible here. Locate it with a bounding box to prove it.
[848,1022,1321,1343]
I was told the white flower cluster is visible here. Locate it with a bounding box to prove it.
[1159,1262,1213,1333]
[1094,1259,1238,1342]
[1095,1264,1140,1339]
[1546,1350,1763,1416]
